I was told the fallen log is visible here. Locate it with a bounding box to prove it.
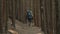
[8,29,18,34]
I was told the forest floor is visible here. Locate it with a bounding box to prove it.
[7,18,44,34]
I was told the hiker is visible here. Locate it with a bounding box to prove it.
[26,9,33,26]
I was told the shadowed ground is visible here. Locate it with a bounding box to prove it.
[7,18,44,34]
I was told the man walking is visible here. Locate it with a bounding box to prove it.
[26,9,33,27]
